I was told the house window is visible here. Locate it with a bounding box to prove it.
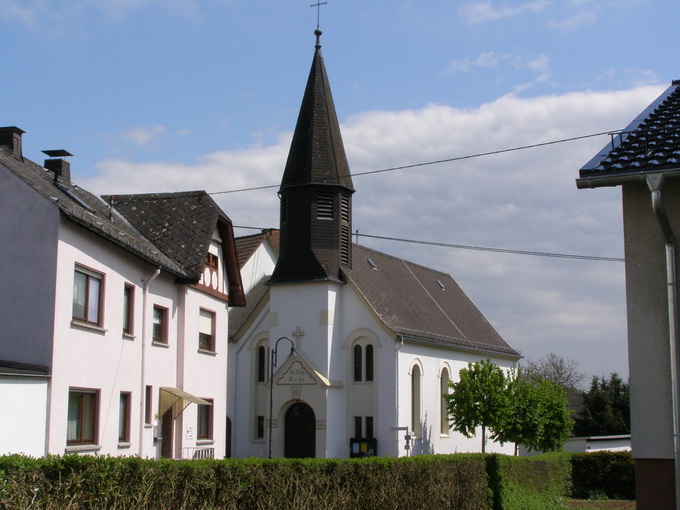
[197,399,213,440]
[256,416,265,439]
[198,309,215,351]
[119,392,131,442]
[354,416,362,438]
[144,385,153,425]
[411,364,422,437]
[440,368,450,435]
[205,253,218,270]
[67,389,98,445]
[257,345,267,383]
[353,343,374,382]
[72,266,103,325]
[152,306,167,344]
[123,284,134,335]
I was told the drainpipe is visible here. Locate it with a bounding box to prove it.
[647,174,680,509]
[396,336,404,457]
[139,267,161,457]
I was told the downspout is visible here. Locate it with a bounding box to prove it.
[139,267,161,457]
[647,174,680,509]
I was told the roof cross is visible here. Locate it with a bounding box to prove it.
[310,1,327,29]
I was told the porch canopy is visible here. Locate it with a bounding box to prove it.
[159,387,211,419]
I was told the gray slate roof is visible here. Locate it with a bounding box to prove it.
[577,80,680,187]
[348,244,519,357]
[1,146,240,288]
[0,146,191,278]
[105,192,230,280]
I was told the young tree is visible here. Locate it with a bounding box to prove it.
[444,359,508,452]
[526,353,585,389]
[446,361,572,454]
[573,373,630,436]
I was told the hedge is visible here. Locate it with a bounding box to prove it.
[570,451,635,500]
[0,454,492,510]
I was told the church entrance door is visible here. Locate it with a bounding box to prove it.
[284,402,316,458]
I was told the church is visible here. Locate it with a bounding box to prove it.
[228,29,520,459]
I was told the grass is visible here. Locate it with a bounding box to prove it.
[565,499,635,509]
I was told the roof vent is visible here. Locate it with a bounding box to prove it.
[0,126,25,160]
[436,280,446,290]
[366,258,378,270]
[43,149,73,184]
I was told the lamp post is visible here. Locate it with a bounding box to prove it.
[268,336,296,459]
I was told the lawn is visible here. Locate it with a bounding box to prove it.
[565,499,635,509]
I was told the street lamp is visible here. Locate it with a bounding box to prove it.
[268,336,296,459]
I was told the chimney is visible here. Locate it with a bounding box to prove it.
[0,126,25,160]
[42,149,73,184]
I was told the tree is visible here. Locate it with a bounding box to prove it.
[573,373,630,436]
[446,361,572,453]
[526,353,586,389]
[445,359,508,452]
[494,369,572,452]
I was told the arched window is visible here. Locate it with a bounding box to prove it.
[353,343,375,382]
[365,345,374,382]
[257,345,267,383]
[411,364,422,437]
[353,345,362,382]
[440,367,450,435]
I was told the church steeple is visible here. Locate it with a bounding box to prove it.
[270,30,355,284]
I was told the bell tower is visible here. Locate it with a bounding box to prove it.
[270,29,355,284]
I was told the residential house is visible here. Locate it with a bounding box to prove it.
[576,79,680,508]
[0,128,244,459]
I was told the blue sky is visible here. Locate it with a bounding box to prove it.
[4,0,679,381]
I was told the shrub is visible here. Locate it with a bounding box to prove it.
[570,451,635,500]
[487,452,571,510]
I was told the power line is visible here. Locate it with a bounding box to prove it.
[209,129,618,196]
[233,226,624,262]
[357,233,624,262]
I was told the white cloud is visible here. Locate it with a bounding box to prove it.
[459,0,552,23]
[80,84,664,378]
[119,125,167,146]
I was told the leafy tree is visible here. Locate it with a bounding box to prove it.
[445,359,508,452]
[526,353,585,389]
[446,361,572,453]
[573,373,630,436]
[494,367,572,452]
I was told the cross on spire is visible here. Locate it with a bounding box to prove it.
[310,1,327,29]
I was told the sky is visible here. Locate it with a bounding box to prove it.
[3,0,679,384]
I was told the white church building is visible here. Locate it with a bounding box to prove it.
[227,30,520,459]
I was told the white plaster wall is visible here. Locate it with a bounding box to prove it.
[177,287,229,459]
[622,181,680,460]
[397,342,516,456]
[46,219,230,459]
[0,164,59,369]
[239,242,277,293]
[0,377,48,456]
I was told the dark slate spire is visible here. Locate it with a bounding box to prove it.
[270,30,355,284]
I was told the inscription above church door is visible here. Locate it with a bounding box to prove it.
[284,402,316,458]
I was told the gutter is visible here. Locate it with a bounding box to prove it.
[576,168,680,190]
[646,174,680,510]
